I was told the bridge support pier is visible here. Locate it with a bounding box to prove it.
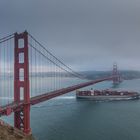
[14,31,31,134]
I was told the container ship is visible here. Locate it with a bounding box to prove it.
[76,89,139,101]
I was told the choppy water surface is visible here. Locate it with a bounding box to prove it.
[3,79,140,140]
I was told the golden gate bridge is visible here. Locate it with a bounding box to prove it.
[0,31,121,135]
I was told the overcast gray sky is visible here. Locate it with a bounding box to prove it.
[0,0,140,71]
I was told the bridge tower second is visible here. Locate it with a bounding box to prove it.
[112,63,121,85]
[14,31,31,134]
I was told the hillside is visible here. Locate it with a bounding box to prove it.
[0,120,35,140]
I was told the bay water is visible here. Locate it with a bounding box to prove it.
[2,79,140,140]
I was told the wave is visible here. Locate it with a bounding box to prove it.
[54,96,75,100]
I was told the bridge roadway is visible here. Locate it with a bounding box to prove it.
[0,76,115,116]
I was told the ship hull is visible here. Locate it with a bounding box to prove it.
[76,95,139,101]
[76,90,140,101]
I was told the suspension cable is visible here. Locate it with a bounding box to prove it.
[28,33,87,79]
[0,36,14,44]
[29,43,84,79]
[0,33,14,41]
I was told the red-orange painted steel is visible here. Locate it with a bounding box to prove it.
[14,31,31,134]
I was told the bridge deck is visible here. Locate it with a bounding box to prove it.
[0,76,114,116]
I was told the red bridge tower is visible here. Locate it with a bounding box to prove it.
[14,31,31,134]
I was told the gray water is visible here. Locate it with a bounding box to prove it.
[2,79,140,140]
